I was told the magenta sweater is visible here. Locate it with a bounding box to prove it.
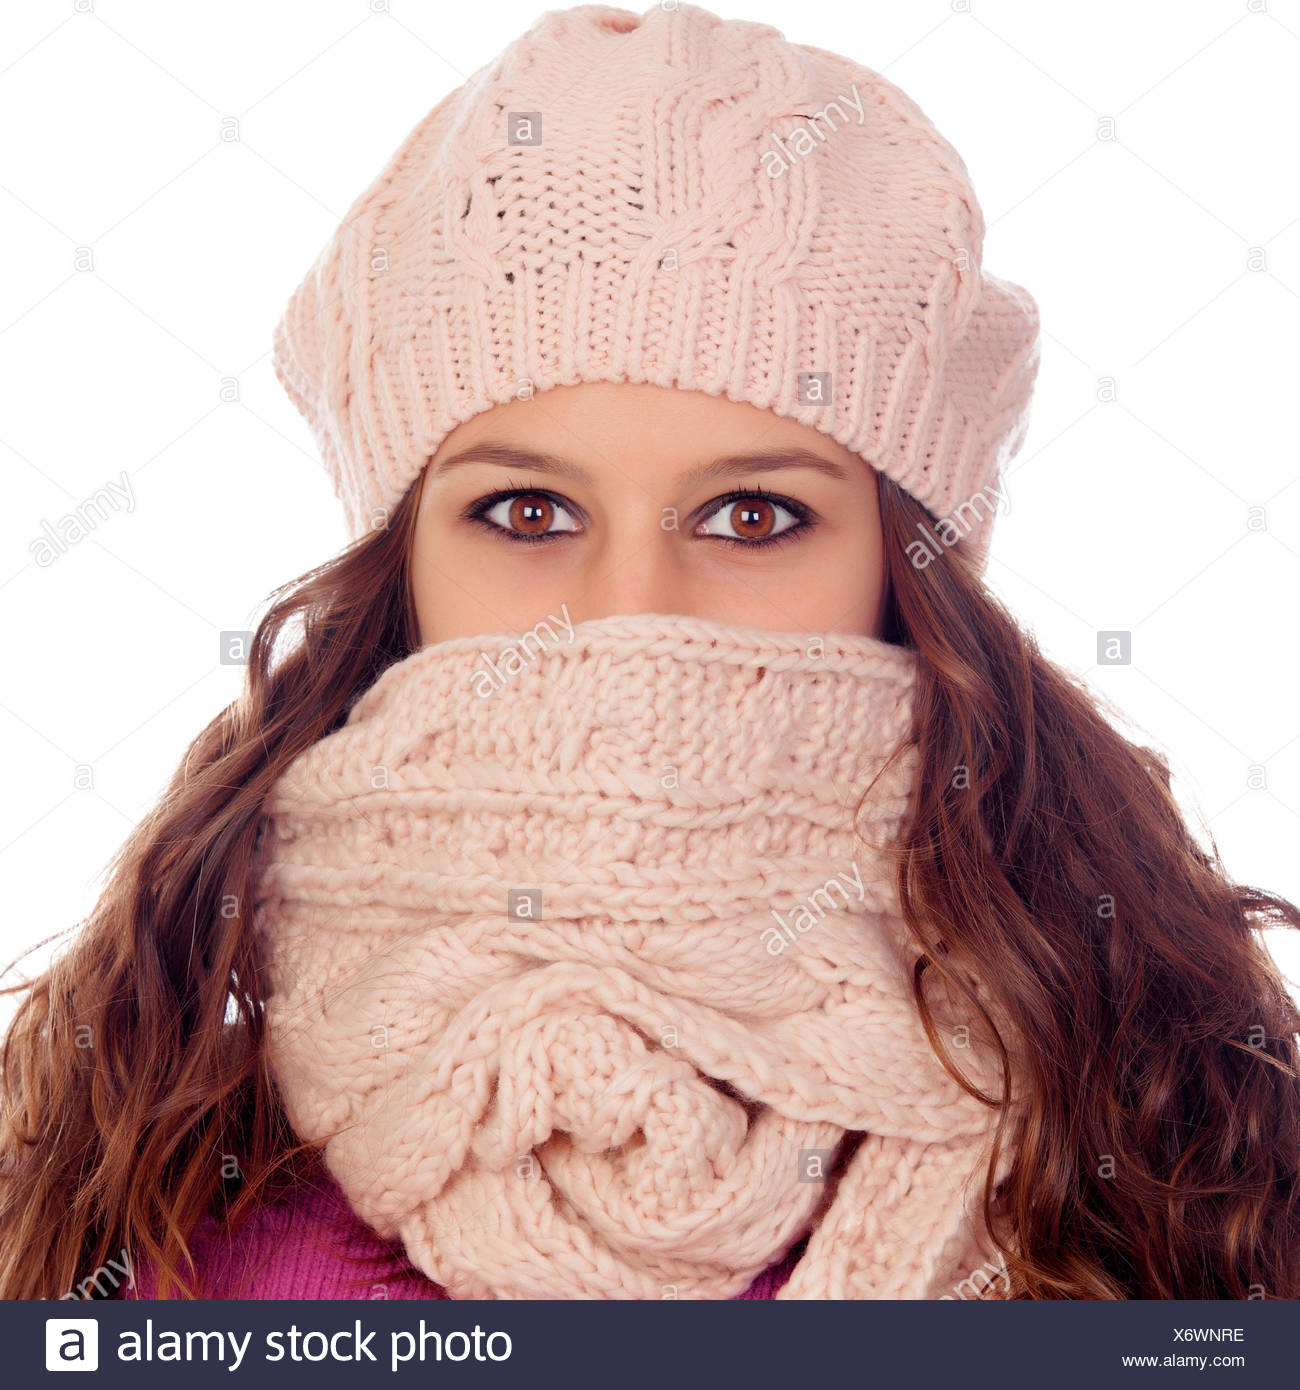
[123,1171,807,1300]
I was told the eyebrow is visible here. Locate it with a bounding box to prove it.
[430,442,852,485]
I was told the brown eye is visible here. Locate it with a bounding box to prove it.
[508,494,553,535]
[477,491,580,541]
[729,499,775,540]
[698,495,800,544]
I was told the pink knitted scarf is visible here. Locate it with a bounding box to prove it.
[252,611,1011,1299]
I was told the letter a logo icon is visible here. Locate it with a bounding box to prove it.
[45,1318,99,1371]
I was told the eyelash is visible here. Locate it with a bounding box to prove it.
[460,483,816,550]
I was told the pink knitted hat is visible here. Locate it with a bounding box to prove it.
[272,2,1040,566]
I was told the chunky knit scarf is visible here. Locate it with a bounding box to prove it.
[253,611,1013,1300]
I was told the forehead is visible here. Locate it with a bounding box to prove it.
[428,382,867,485]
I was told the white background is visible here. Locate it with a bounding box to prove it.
[2,0,1298,1034]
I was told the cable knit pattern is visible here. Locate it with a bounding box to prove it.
[271,3,1040,567]
[122,1168,806,1299]
[252,611,1011,1300]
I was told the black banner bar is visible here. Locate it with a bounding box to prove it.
[11,1299,1297,1388]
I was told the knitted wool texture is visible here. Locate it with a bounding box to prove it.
[270,2,1040,568]
[253,611,1013,1300]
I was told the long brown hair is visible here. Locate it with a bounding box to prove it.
[2,471,1298,1299]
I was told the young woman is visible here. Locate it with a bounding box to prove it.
[3,3,1298,1302]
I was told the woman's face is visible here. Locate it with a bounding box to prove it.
[410,381,887,645]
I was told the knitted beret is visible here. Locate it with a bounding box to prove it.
[271,2,1040,566]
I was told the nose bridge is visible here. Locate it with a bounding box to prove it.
[579,514,685,620]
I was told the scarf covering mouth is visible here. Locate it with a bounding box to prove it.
[253,610,1014,1299]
